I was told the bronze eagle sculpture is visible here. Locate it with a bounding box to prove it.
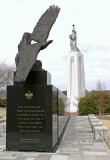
[15,5,60,82]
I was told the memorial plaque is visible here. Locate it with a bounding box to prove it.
[6,85,58,151]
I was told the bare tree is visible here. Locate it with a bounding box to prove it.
[96,80,105,91]
[95,80,106,115]
[0,61,15,90]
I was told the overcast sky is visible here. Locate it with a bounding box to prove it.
[0,0,110,91]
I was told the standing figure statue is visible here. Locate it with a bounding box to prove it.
[69,24,79,52]
[15,5,60,82]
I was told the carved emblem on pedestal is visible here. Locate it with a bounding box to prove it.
[25,90,33,100]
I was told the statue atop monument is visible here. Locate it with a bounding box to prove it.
[15,5,60,82]
[69,25,79,52]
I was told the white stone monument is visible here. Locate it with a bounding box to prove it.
[67,25,85,113]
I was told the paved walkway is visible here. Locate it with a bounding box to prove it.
[0,116,110,160]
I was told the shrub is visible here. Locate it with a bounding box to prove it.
[58,98,65,115]
[0,99,6,107]
[78,94,99,115]
[78,91,110,115]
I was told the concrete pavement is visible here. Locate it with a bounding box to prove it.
[0,116,110,160]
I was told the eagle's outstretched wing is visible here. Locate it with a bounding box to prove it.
[15,5,60,82]
[15,43,41,82]
[31,5,60,42]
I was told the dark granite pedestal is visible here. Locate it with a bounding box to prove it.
[6,69,69,152]
[7,85,58,151]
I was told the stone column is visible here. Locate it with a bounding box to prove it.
[67,25,85,113]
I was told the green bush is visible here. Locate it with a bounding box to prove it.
[100,93,110,114]
[0,99,6,106]
[78,91,110,115]
[58,98,65,116]
[78,95,99,115]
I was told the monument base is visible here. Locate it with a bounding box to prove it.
[6,84,70,152]
[6,85,58,152]
[7,70,70,152]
